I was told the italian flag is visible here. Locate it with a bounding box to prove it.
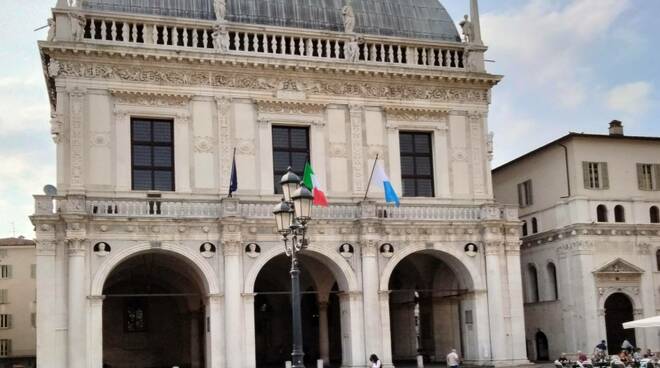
[302,162,329,207]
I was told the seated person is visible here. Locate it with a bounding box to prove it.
[557,353,570,365]
[578,351,589,363]
[620,350,631,365]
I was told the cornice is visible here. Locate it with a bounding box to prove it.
[521,223,660,250]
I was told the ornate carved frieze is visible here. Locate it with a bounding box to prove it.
[216,97,232,193]
[110,90,192,107]
[469,112,486,195]
[256,99,326,115]
[385,107,449,122]
[57,61,490,103]
[69,89,85,190]
[35,240,57,256]
[349,105,365,194]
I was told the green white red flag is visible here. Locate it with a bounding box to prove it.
[302,162,328,207]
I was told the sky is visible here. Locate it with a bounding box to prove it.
[0,0,659,238]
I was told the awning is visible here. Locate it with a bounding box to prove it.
[623,316,660,329]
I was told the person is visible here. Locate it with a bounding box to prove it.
[622,339,634,353]
[634,348,643,360]
[645,349,653,358]
[594,340,607,361]
[447,349,460,368]
[577,351,588,363]
[369,354,381,368]
[620,350,631,365]
[557,353,569,366]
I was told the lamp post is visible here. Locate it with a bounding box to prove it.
[273,167,314,368]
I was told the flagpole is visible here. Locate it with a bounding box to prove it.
[228,147,236,198]
[363,153,379,201]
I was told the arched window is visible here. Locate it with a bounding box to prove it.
[651,206,660,224]
[597,205,608,222]
[532,217,539,234]
[614,205,625,223]
[547,263,559,301]
[528,264,540,303]
[522,221,528,236]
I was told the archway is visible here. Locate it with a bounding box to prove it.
[535,331,549,361]
[605,293,636,354]
[387,250,474,365]
[102,252,208,368]
[253,253,345,368]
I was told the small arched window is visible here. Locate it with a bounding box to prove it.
[657,249,660,271]
[522,221,528,236]
[532,217,539,234]
[651,206,660,224]
[547,262,559,301]
[615,205,625,223]
[597,205,608,222]
[528,264,540,303]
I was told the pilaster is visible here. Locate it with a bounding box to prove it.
[349,105,365,195]
[68,88,86,194]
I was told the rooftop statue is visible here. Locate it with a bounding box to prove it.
[459,14,473,43]
[214,0,226,22]
[342,3,355,34]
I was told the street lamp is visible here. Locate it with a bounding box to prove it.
[273,167,314,368]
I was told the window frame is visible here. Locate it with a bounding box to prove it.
[0,339,10,357]
[124,298,148,333]
[638,163,660,191]
[130,118,175,192]
[517,180,534,207]
[583,161,609,190]
[271,125,311,195]
[0,265,10,279]
[0,314,10,329]
[399,131,435,198]
[651,206,660,224]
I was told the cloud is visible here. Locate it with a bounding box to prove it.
[481,0,630,108]
[606,81,653,115]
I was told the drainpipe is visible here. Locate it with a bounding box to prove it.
[558,143,571,198]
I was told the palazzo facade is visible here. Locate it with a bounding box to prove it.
[32,0,528,367]
[493,122,660,361]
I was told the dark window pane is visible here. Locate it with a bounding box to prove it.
[416,179,434,197]
[273,152,290,172]
[413,134,430,153]
[132,121,151,141]
[290,129,308,148]
[133,170,152,190]
[416,157,432,176]
[402,179,416,197]
[291,152,308,172]
[153,171,173,191]
[399,134,413,153]
[274,175,283,194]
[400,156,415,176]
[272,128,289,148]
[153,146,172,167]
[152,122,172,142]
[132,145,152,166]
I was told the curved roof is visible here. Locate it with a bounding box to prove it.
[83,0,461,42]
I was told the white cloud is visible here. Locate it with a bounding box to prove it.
[481,0,630,108]
[606,81,653,115]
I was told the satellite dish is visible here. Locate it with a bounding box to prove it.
[43,184,58,196]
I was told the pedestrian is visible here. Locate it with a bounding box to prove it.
[369,354,381,368]
[447,349,460,368]
[622,339,634,353]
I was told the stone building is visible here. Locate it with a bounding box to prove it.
[0,237,37,368]
[32,0,528,367]
[493,121,660,361]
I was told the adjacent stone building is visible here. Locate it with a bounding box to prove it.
[0,237,37,368]
[493,122,660,361]
[33,0,528,367]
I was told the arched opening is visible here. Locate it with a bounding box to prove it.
[650,206,659,224]
[522,221,528,237]
[102,252,207,368]
[597,205,608,222]
[615,205,626,223]
[535,331,549,361]
[527,264,540,303]
[547,263,558,301]
[254,254,344,368]
[531,218,539,234]
[605,293,636,355]
[387,251,474,365]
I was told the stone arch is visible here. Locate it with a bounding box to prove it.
[91,242,221,296]
[379,243,479,292]
[244,244,359,294]
[599,288,640,311]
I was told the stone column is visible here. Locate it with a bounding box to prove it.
[67,231,86,368]
[484,241,506,363]
[379,291,394,368]
[88,295,104,368]
[339,292,366,367]
[243,293,257,368]
[318,301,330,365]
[207,294,225,368]
[505,241,529,364]
[35,239,59,366]
[360,236,382,361]
[223,238,243,368]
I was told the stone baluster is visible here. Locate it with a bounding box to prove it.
[110,21,116,41]
[191,28,198,47]
[306,38,313,56]
[100,20,107,40]
[121,22,129,42]
[182,27,188,46]
[152,24,158,44]
[253,34,260,52]
[131,23,137,42]
[242,32,248,51]
[163,26,169,45]
[334,40,340,58]
[388,45,394,62]
[298,37,304,55]
[202,29,208,48]
[315,39,322,57]
[173,27,179,46]
[324,39,330,58]
[270,35,277,54]
[89,19,96,39]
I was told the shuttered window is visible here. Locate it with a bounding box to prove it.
[517,180,533,207]
[131,119,175,191]
[272,126,310,194]
[637,164,660,191]
[582,162,609,190]
[0,290,7,304]
[399,132,434,197]
[0,339,10,357]
[0,314,11,329]
[0,265,11,279]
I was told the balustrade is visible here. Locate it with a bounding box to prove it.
[77,12,467,70]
